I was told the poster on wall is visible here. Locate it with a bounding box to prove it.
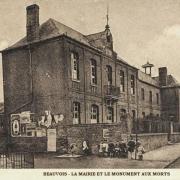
[11,112,35,137]
[11,114,21,137]
[103,129,112,139]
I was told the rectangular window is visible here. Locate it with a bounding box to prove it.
[107,65,112,85]
[141,88,145,100]
[107,107,114,123]
[73,102,80,124]
[120,70,125,92]
[130,75,135,94]
[71,52,79,80]
[142,112,145,118]
[120,109,127,121]
[132,110,136,120]
[91,59,97,85]
[149,91,152,103]
[156,93,159,105]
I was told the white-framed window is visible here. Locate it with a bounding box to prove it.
[91,59,97,85]
[71,52,79,80]
[106,65,112,85]
[130,75,135,94]
[91,104,99,123]
[73,102,80,124]
[120,70,125,92]
[107,107,114,123]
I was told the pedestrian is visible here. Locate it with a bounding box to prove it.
[114,144,120,158]
[108,142,115,157]
[70,143,77,156]
[102,140,109,157]
[127,135,136,159]
[82,140,89,155]
[137,142,145,161]
[119,139,128,158]
[98,141,104,157]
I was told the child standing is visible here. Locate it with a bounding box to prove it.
[137,142,145,161]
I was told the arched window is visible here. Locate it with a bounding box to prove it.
[73,102,80,124]
[106,65,112,85]
[91,104,99,123]
[71,52,79,80]
[91,59,97,85]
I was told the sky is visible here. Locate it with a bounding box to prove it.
[1,0,180,102]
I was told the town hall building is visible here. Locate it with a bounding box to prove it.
[1,4,180,146]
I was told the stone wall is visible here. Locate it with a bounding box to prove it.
[11,137,47,152]
[131,133,168,152]
[7,125,180,154]
[58,123,127,154]
[58,124,170,154]
[170,133,180,143]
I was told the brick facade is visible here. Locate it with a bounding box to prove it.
[1,4,180,145]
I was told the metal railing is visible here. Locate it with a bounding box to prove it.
[0,152,34,169]
[104,85,120,99]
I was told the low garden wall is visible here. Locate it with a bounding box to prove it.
[6,124,180,154]
[170,132,180,143]
[58,124,170,154]
[131,133,168,152]
[58,123,127,154]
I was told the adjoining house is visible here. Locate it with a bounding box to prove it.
[1,4,180,152]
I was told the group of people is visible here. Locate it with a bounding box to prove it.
[98,139,128,158]
[70,136,145,161]
[98,136,145,160]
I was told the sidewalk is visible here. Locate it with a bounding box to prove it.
[34,143,180,169]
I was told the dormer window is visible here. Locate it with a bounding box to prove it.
[71,52,79,80]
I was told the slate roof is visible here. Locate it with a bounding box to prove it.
[6,18,91,50]
[3,18,138,70]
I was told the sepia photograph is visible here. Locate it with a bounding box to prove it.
[0,0,180,173]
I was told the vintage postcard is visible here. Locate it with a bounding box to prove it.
[0,0,180,179]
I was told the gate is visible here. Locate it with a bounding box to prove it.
[0,152,34,168]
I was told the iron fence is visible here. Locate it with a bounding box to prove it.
[0,152,34,169]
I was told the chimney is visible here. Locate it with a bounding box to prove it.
[26,4,39,42]
[159,67,167,86]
